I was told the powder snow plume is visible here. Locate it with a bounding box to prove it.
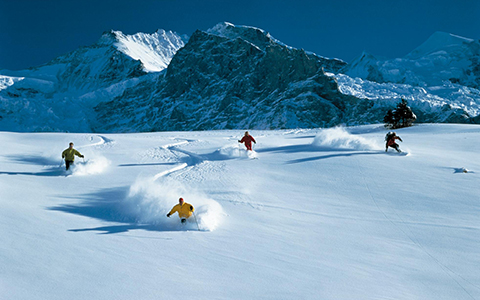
[71,155,111,176]
[312,127,382,151]
[122,176,224,231]
[211,144,258,160]
[218,144,242,158]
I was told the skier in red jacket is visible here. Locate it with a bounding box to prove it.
[385,132,403,152]
[238,131,256,151]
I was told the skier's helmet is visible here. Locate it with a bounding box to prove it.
[179,198,184,204]
[385,131,395,141]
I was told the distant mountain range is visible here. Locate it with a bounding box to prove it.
[1,22,479,132]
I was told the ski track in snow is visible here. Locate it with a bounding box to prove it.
[151,139,199,181]
[151,138,251,180]
[83,135,115,147]
[62,135,114,177]
[147,138,261,229]
[152,163,188,181]
[133,138,228,232]
[353,155,480,298]
[2,125,480,300]
[154,127,480,287]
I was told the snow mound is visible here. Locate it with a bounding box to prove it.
[454,167,472,173]
[312,127,382,151]
[123,177,224,231]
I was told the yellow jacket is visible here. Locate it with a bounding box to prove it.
[62,148,83,161]
[168,202,195,219]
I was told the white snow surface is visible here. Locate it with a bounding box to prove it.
[111,29,187,72]
[407,31,475,59]
[0,29,187,132]
[344,32,480,89]
[333,73,480,118]
[1,125,480,300]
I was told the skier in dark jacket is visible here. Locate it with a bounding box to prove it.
[62,142,84,170]
[385,132,403,152]
[238,131,256,151]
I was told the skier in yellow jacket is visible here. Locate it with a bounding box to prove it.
[167,198,195,223]
[62,142,84,171]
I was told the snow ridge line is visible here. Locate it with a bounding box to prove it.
[169,146,205,163]
[160,141,189,149]
[152,139,203,181]
[152,163,188,181]
[77,135,114,149]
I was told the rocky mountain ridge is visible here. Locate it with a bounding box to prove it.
[1,23,479,132]
[0,29,187,131]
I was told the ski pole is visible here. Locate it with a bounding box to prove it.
[193,211,200,231]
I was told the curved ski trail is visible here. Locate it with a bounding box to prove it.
[152,139,205,181]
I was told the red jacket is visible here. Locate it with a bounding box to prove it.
[387,136,401,146]
[240,135,256,146]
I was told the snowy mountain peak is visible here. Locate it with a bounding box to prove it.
[352,51,379,64]
[94,22,350,131]
[206,22,274,50]
[206,21,250,36]
[206,21,236,33]
[97,30,120,45]
[344,31,480,90]
[2,24,480,132]
[406,31,475,59]
[97,29,188,72]
[0,28,188,131]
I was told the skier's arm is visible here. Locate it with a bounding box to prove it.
[75,150,84,158]
[166,206,178,217]
[251,137,256,144]
[62,150,66,158]
[190,205,194,212]
[398,137,403,142]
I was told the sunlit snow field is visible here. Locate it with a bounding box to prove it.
[1,124,479,300]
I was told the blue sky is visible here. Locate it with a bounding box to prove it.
[1,0,479,70]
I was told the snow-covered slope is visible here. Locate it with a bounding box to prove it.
[107,29,189,72]
[0,29,187,132]
[344,32,480,89]
[3,29,188,88]
[333,74,480,123]
[407,31,475,59]
[337,32,480,124]
[1,125,479,299]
